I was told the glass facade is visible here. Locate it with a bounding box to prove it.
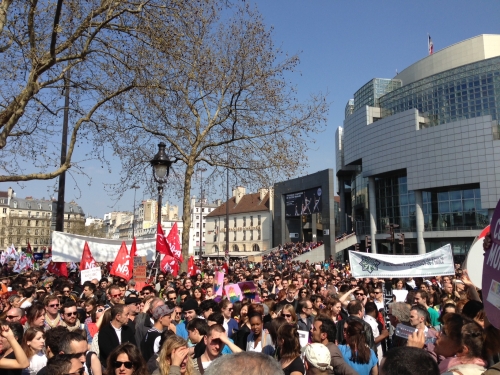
[379,56,500,127]
[422,188,488,231]
[375,176,415,232]
[354,78,402,112]
[345,99,354,119]
[350,168,370,234]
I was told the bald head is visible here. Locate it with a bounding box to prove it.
[6,307,24,322]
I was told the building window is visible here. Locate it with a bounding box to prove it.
[233,217,236,227]
[1,217,5,224]
[36,212,39,217]
[196,232,199,237]
[258,230,261,240]
[250,216,253,226]
[196,215,199,220]
[25,238,29,245]
[250,230,253,241]
[34,238,38,244]
[196,208,199,213]
[35,220,39,226]
[202,208,205,212]
[17,220,21,225]
[2,208,6,214]
[27,211,31,217]
[35,229,38,235]
[16,228,20,235]
[243,216,246,226]
[27,220,30,226]
[233,231,236,241]
[252,244,260,252]
[258,215,261,225]
[196,223,199,228]
[243,231,246,241]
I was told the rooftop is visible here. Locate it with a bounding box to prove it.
[207,192,270,217]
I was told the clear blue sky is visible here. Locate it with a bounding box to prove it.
[6,0,500,218]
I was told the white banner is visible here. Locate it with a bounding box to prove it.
[349,244,455,278]
[80,267,102,284]
[51,232,156,262]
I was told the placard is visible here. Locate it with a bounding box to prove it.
[80,267,102,285]
[238,281,257,299]
[392,290,408,302]
[214,271,224,296]
[298,330,309,348]
[134,256,147,282]
[224,283,242,303]
[465,225,490,289]
[483,199,500,329]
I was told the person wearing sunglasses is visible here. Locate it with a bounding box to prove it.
[60,301,84,332]
[106,285,123,308]
[44,295,63,329]
[104,342,148,375]
[5,307,24,323]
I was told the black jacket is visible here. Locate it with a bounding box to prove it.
[98,322,137,365]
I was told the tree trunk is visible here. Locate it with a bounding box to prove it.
[180,160,195,272]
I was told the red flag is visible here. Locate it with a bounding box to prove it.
[222,261,229,274]
[110,242,131,281]
[156,223,172,256]
[188,256,200,277]
[47,261,68,277]
[166,222,183,262]
[80,242,97,270]
[161,254,179,277]
[26,242,32,255]
[128,237,137,277]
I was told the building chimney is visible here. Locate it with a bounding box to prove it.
[258,188,269,201]
[232,186,246,205]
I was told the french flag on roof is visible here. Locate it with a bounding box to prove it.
[428,35,434,55]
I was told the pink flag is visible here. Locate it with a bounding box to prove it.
[214,271,224,296]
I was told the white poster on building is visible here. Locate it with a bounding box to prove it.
[349,244,454,278]
[51,231,156,262]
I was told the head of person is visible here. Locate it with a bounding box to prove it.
[312,295,324,310]
[207,312,224,326]
[443,282,453,295]
[303,343,333,374]
[174,306,182,323]
[277,324,301,361]
[108,285,122,305]
[59,331,87,364]
[82,282,96,298]
[380,346,439,375]
[327,298,342,318]
[182,299,198,322]
[124,297,141,316]
[354,286,367,301]
[409,304,429,328]
[414,290,429,306]
[347,300,364,318]
[299,299,313,317]
[166,290,177,303]
[183,278,192,290]
[203,324,225,359]
[204,351,286,375]
[435,314,484,360]
[187,318,209,345]
[344,320,371,364]
[364,302,378,319]
[157,335,194,375]
[248,304,264,337]
[46,355,84,375]
[193,287,204,301]
[219,299,233,320]
[200,299,220,319]
[105,342,148,375]
[44,326,69,358]
[282,304,297,324]
[26,301,46,328]
[21,327,45,357]
[6,307,24,322]
[153,302,176,328]
[286,284,297,301]
[0,322,23,353]
[61,301,79,326]
[111,304,130,328]
[311,316,336,344]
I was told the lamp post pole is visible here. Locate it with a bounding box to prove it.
[150,142,173,277]
[198,168,207,261]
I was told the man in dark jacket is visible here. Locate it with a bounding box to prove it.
[98,304,136,365]
[335,300,376,355]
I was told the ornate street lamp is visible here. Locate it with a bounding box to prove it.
[150,142,173,275]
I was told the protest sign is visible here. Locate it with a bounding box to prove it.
[134,256,147,282]
[224,284,242,303]
[483,199,500,329]
[349,244,454,278]
[238,281,257,299]
[214,271,224,296]
[465,225,490,289]
[80,267,102,285]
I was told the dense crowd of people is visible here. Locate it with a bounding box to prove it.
[0,238,498,375]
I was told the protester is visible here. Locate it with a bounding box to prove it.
[20,327,46,375]
[104,343,148,375]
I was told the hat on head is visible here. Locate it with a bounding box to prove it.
[124,297,141,305]
[301,343,333,371]
[182,298,198,312]
[152,304,175,320]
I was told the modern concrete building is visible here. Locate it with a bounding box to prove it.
[273,169,336,259]
[335,34,500,260]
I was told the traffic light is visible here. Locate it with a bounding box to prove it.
[365,236,371,248]
[355,243,360,251]
[399,233,405,246]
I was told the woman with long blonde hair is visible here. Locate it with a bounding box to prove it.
[153,335,195,375]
